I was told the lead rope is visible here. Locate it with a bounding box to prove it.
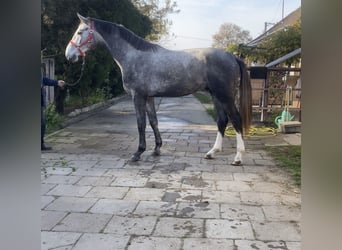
[65,57,86,87]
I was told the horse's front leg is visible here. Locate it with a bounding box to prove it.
[146,97,162,156]
[131,94,147,162]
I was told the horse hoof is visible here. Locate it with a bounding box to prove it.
[231,160,242,166]
[130,154,140,162]
[204,154,214,159]
[152,149,161,157]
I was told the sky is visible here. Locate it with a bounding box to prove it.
[160,0,301,50]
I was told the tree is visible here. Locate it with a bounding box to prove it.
[42,0,179,114]
[245,21,301,65]
[212,23,252,51]
[131,0,179,42]
[41,0,154,114]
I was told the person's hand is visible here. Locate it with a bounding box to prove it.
[57,80,65,88]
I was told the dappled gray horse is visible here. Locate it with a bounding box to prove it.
[65,13,252,165]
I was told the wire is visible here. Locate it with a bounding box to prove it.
[270,0,283,23]
[176,35,212,41]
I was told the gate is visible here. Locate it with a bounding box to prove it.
[41,57,55,105]
[249,66,301,123]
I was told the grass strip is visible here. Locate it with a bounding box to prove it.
[265,145,301,186]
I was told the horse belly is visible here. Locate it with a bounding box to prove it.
[150,73,205,97]
[149,60,207,96]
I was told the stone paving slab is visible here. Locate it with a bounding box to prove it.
[41,210,67,231]
[251,221,301,241]
[128,236,182,250]
[84,186,129,199]
[41,95,301,249]
[52,212,112,233]
[44,196,98,212]
[183,238,234,250]
[206,219,254,239]
[153,217,204,238]
[104,215,158,235]
[72,233,130,250]
[134,201,178,217]
[89,199,138,215]
[220,204,265,221]
[176,202,220,218]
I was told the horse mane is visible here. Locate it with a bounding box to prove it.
[91,18,161,52]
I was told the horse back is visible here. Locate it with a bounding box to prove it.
[123,49,209,96]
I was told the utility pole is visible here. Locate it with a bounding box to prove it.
[264,22,275,33]
[282,0,285,19]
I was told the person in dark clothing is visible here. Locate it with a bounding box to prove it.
[41,76,65,150]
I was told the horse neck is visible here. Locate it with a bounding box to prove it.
[93,21,142,69]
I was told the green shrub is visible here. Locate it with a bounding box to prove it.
[88,88,112,105]
[45,103,64,133]
[206,107,217,121]
[193,92,212,104]
[65,87,113,110]
[266,111,282,128]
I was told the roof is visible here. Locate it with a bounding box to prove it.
[247,7,301,47]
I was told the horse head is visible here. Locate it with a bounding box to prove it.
[65,13,95,62]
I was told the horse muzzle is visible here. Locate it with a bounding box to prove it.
[66,54,79,63]
[65,41,85,62]
[65,45,79,62]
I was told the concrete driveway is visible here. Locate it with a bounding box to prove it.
[41,94,301,250]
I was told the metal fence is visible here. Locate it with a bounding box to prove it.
[249,66,301,123]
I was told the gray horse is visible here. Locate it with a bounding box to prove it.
[65,13,252,165]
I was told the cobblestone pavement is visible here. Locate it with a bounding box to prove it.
[41,95,301,250]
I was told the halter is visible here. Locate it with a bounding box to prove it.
[65,20,94,86]
[68,21,95,57]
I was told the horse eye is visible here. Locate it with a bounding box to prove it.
[77,27,88,35]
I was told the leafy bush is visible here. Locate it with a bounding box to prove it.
[206,107,217,121]
[88,87,113,104]
[193,92,212,104]
[266,111,282,128]
[64,87,113,112]
[45,103,64,133]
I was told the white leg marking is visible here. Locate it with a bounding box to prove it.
[205,132,222,159]
[232,132,245,165]
[234,151,242,162]
[236,132,245,152]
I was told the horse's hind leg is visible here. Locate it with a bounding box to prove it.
[227,105,245,166]
[232,132,245,166]
[205,99,228,159]
[146,97,162,156]
[205,97,245,166]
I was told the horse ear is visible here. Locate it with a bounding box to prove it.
[77,13,89,24]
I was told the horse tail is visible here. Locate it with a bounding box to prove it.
[235,57,252,135]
